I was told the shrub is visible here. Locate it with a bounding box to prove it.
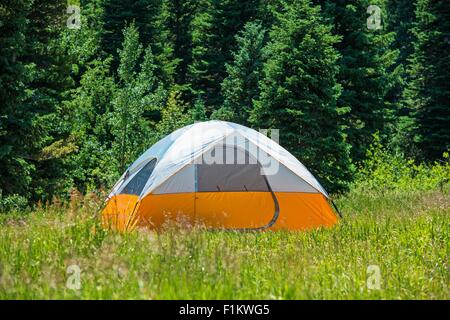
[352,134,450,193]
[0,192,30,212]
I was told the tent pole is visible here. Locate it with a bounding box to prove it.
[331,200,343,219]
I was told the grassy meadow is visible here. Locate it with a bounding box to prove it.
[0,188,448,299]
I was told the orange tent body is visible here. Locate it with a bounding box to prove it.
[102,121,339,231]
[103,192,337,231]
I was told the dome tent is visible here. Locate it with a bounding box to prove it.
[102,121,339,231]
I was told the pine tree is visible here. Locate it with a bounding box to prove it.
[102,0,161,61]
[158,0,199,88]
[316,0,400,162]
[65,58,118,192]
[385,0,417,155]
[404,0,450,160]
[157,90,191,136]
[24,0,76,200]
[102,0,176,85]
[388,0,416,69]
[58,0,122,192]
[252,0,353,193]
[61,0,107,69]
[188,0,260,110]
[0,0,74,200]
[111,24,166,172]
[219,21,266,125]
[191,97,208,122]
[0,0,34,197]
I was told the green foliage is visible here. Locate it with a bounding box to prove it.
[65,22,167,193]
[402,0,450,160]
[252,0,353,193]
[317,0,401,162]
[157,90,191,136]
[220,21,266,125]
[191,97,208,122]
[0,193,29,213]
[387,0,416,68]
[0,0,34,197]
[102,0,161,66]
[0,0,74,201]
[65,58,118,192]
[188,0,260,110]
[210,105,235,122]
[158,0,199,88]
[354,133,450,193]
[61,0,106,67]
[111,23,166,172]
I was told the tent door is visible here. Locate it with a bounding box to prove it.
[193,144,279,229]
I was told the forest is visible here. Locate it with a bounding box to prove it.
[0,0,449,205]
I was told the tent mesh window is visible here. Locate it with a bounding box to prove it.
[197,145,269,192]
[121,158,157,195]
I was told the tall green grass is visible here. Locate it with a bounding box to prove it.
[0,188,448,299]
[1,145,449,299]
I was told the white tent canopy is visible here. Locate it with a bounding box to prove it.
[109,121,329,199]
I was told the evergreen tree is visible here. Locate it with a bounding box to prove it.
[65,58,118,192]
[0,0,34,197]
[219,21,266,125]
[61,0,107,70]
[111,24,166,172]
[0,0,74,201]
[102,0,176,85]
[388,0,416,69]
[157,90,191,136]
[317,0,400,162]
[252,0,353,193]
[58,0,121,193]
[403,0,450,160]
[209,104,235,122]
[188,0,259,110]
[24,0,76,200]
[191,97,208,122]
[102,0,161,62]
[158,0,199,88]
[385,0,417,154]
